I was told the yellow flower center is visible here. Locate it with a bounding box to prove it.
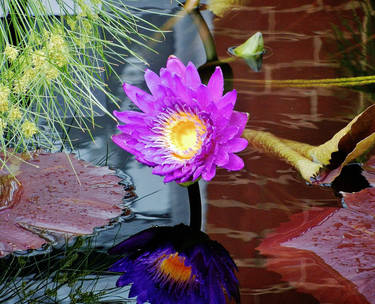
[158,253,193,283]
[163,111,206,161]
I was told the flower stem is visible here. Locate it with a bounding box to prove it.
[189,8,218,62]
[187,182,202,230]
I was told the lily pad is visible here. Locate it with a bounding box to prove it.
[257,185,375,304]
[0,152,126,257]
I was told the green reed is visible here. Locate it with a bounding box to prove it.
[0,0,161,171]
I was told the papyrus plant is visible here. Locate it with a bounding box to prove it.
[0,0,159,170]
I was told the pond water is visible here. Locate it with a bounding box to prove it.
[2,0,375,303]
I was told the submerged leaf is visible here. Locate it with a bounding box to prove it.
[244,104,375,183]
[0,153,126,257]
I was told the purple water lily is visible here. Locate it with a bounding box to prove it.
[109,224,240,304]
[112,55,248,183]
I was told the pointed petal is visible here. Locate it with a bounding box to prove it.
[185,62,201,89]
[195,84,211,109]
[207,67,224,102]
[113,110,152,125]
[122,83,155,113]
[144,69,163,98]
[230,111,249,137]
[166,55,186,77]
[218,89,237,109]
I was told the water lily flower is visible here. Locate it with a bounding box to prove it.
[109,224,240,304]
[113,55,248,183]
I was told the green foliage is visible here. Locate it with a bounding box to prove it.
[0,236,124,303]
[332,0,375,95]
[0,0,160,170]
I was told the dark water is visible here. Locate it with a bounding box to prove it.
[2,1,374,303]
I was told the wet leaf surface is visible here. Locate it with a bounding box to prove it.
[0,152,125,257]
[257,184,375,304]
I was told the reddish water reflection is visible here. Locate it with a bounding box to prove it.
[205,1,372,303]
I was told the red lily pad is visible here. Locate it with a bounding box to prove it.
[0,152,126,257]
[257,186,375,304]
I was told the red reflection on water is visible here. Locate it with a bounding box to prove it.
[206,1,370,303]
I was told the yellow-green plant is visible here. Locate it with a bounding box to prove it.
[0,0,160,169]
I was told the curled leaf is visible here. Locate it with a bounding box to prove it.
[244,129,321,180]
[0,152,126,257]
[244,104,375,183]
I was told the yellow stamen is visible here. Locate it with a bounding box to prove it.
[163,111,206,161]
[159,253,193,283]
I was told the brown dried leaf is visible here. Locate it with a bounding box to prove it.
[244,105,375,183]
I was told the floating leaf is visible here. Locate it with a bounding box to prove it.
[257,190,375,304]
[244,104,375,183]
[0,153,126,257]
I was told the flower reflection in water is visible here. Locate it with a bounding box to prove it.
[109,224,240,304]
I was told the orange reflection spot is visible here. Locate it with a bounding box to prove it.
[159,253,193,283]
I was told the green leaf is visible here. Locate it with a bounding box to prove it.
[233,32,264,57]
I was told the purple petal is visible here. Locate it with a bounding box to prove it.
[194,85,211,109]
[214,148,229,166]
[113,111,152,125]
[225,138,248,153]
[159,68,174,88]
[117,125,152,137]
[166,55,186,77]
[112,134,133,152]
[109,229,158,254]
[202,164,217,181]
[144,69,163,99]
[192,165,205,181]
[222,154,244,171]
[217,126,239,143]
[163,173,177,183]
[230,111,249,137]
[185,62,201,89]
[112,134,155,166]
[152,164,182,175]
[207,67,223,102]
[172,75,192,106]
[217,90,237,109]
[122,83,156,113]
